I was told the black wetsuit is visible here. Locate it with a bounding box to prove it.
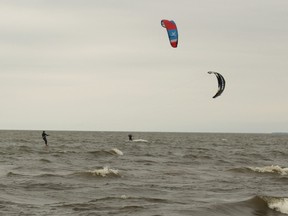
[42,131,48,146]
[128,134,133,141]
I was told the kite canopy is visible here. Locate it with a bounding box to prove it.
[161,19,178,48]
[208,71,226,98]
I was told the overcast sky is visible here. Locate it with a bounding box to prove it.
[1,0,287,133]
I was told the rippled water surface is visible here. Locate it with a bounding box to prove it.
[0,130,288,215]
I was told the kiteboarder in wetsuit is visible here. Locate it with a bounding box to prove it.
[42,131,49,146]
[128,134,133,141]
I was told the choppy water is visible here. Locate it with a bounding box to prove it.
[1,130,288,216]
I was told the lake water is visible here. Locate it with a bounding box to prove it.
[0,130,288,216]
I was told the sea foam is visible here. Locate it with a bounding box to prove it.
[249,165,288,175]
[132,139,148,143]
[89,167,119,177]
[261,196,288,214]
[111,148,123,156]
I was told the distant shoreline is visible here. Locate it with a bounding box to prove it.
[0,129,287,134]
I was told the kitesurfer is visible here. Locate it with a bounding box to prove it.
[128,134,133,141]
[42,131,49,146]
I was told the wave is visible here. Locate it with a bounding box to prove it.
[260,195,288,214]
[36,173,67,178]
[20,182,72,191]
[7,171,68,179]
[130,139,149,143]
[241,195,288,215]
[195,195,288,216]
[110,148,123,156]
[6,171,26,177]
[230,165,288,176]
[39,158,51,163]
[88,167,120,177]
[38,150,71,155]
[250,165,288,175]
[51,150,78,154]
[57,195,178,212]
[88,148,123,156]
[74,167,121,178]
[58,201,144,213]
[88,195,175,204]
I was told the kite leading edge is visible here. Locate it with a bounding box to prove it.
[208,71,226,98]
[161,19,178,48]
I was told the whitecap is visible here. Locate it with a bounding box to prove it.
[261,196,288,214]
[111,148,123,156]
[121,195,128,199]
[132,139,148,143]
[89,167,119,177]
[249,165,288,175]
